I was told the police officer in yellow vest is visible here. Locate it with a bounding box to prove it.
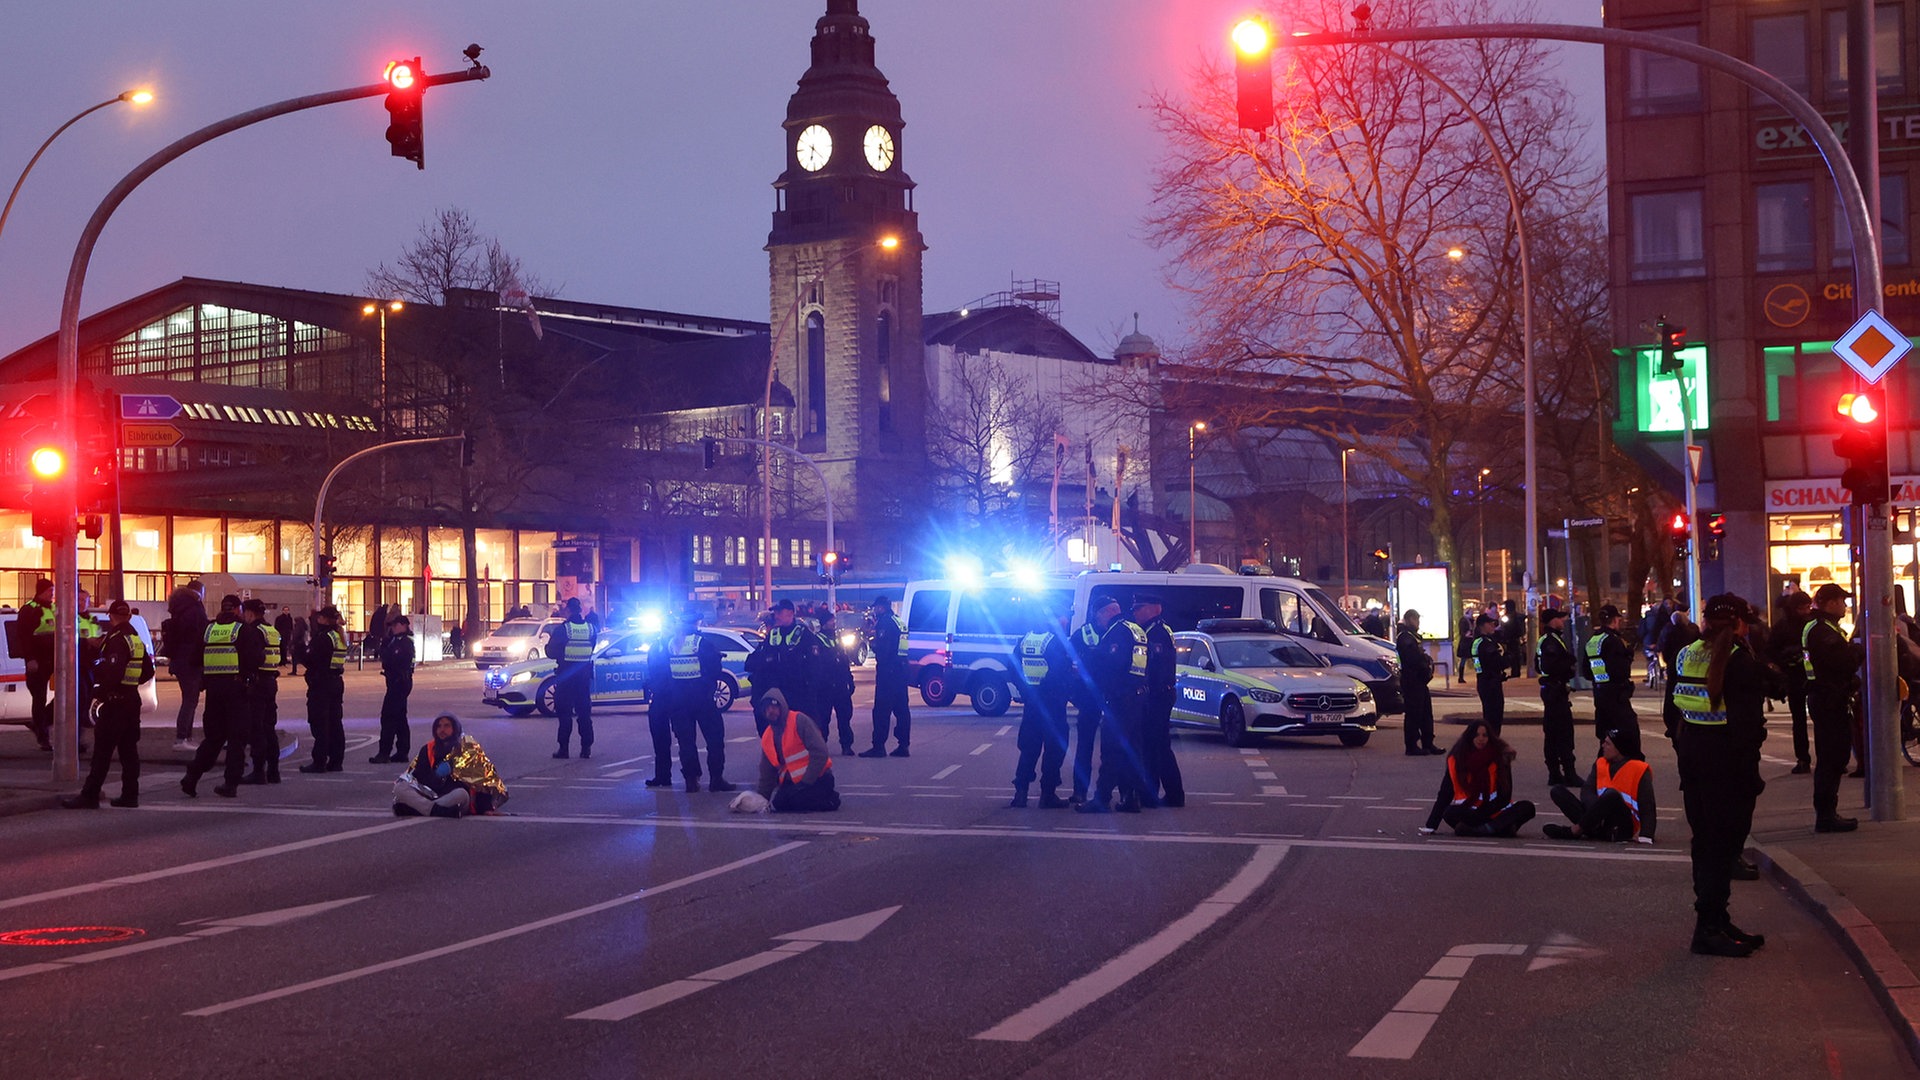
[1803,582,1862,833]
[1542,725,1657,842]
[184,595,259,797]
[665,608,734,793]
[1010,599,1074,808]
[1066,602,1110,806]
[61,600,152,809]
[546,597,596,759]
[1671,594,1770,958]
[1585,603,1638,740]
[1078,595,1149,814]
[299,605,348,773]
[862,596,912,757]
[241,599,281,784]
[1470,613,1507,736]
[16,577,57,750]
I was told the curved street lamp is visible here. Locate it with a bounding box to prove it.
[0,89,154,247]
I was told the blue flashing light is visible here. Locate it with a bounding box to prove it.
[944,554,985,590]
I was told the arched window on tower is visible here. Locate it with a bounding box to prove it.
[806,311,827,437]
[876,310,893,433]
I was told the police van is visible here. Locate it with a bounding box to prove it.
[902,565,1403,717]
[0,608,161,724]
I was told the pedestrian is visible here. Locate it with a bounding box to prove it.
[1420,719,1535,837]
[1801,583,1861,833]
[1543,726,1657,843]
[862,595,912,757]
[447,623,465,660]
[1658,606,1699,740]
[1501,599,1527,679]
[546,596,597,759]
[1765,591,1813,774]
[1455,605,1477,680]
[274,611,294,668]
[299,605,347,774]
[753,688,840,813]
[394,713,509,817]
[15,577,57,751]
[366,603,389,660]
[1135,593,1183,808]
[1078,594,1148,814]
[1470,613,1506,736]
[1359,607,1388,638]
[749,599,819,737]
[664,608,734,793]
[183,595,255,798]
[815,611,858,754]
[1396,609,1440,755]
[1010,600,1074,808]
[1672,594,1770,957]
[1584,603,1638,740]
[288,614,308,677]
[60,600,152,810]
[1066,603,1108,805]
[1536,607,1578,784]
[371,613,415,763]
[241,599,281,784]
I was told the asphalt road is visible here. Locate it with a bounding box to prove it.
[0,666,1911,1079]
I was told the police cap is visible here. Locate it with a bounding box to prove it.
[1594,604,1621,622]
[220,594,241,610]
[774,598,796,612]
[1813,583,1851,606]
[108,599,130,616]
[242,598,266,614]
[1131,592,1164,610]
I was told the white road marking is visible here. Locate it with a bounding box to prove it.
[1251,771,1278,780]
[727,736,755,743]
[1260,785,1288,796]
[1349,943,1529,1060]
[1294,803,1340,808]
[1365,806,1424,812]
[185,842,809,1017]
[0,820,425,914]
[604,769,642,778]
[1329,796,1380,801]
[0,897,370,984]
[598,754,654,769]
[1210,801,1262,806]
[974,844,1289,1042]
[969,743,993,756]
[1238,749,1260,756]
[931,765,962,780]
[995,725,1012,736]
[571,907,901,1021]
[912,794,963,799]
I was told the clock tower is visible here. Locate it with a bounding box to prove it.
[769,0,926,533]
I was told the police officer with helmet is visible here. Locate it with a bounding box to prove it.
[1010,598,1074,808]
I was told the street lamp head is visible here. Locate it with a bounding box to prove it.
[362,303,377,316]
[120,89,155,106]
[1232,17,1272,57]
[878,235,900,250]
[1446,246,1466,261]
[1479,467,1491,477]
[1192,421,1207,432]
[388,299,405,312]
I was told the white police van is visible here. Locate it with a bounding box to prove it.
[0,608,161,724]
[901,565,1403,717]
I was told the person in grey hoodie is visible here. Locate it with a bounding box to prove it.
[754,688,839,813]
[164,580,208,751]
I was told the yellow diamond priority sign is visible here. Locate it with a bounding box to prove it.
[1832,309,1912,384]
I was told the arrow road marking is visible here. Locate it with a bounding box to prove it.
[1349,939,1599,1060]
[570,906,902,1021]
[0,898,370,985]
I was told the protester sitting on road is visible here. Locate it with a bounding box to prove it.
[1421,720,1535,837]
[1544,727,1657,843]
[394,714,508,818]
[754,688,840,813]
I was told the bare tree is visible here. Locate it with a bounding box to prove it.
[926,357,1065,524]
[366,207,552,304]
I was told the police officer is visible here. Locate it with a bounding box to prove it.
[1768,591,1815,774]
[372,612,415,763]
[17,577,56,750]
[1470,613,1506,736]
[748,600,816,736]
[1803,582,1861,833]
[241,599,282,784]
[1671,594,1769,957]
[1397,609,1439,755]
[1079,596,1149,814]
[665,608,735,792]
[185,595,255,797]
[1011,600,1074,808]
[1585,603,1638,740]
[299,605,347,774]
[547,597,596,759]
[1068,599,1118,806]
[1136,593,1182,808]
[815,611,858,754]
[1536,608,1578,784]
[61,600,150,809]
[644,620,677,788]
[863,596,912,757]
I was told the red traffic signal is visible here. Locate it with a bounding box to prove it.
[26,444,71,540]
[1232,18,1274,132]
[383,57,425,169]
[1668,511,1689,538]
[1656,318,1687,375]
[28,445,65,480]
[1834,390,1890,505]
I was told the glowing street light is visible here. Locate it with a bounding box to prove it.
[1188,421,1208,564]
[0,87,156,248]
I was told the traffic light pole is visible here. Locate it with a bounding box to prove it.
[48,63,489,781]
[312,436,464,612]
[708,436,836,613]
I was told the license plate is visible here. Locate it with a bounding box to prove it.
[1311,712,1344,724]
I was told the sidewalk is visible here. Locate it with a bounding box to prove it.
[1750,765,1920,1068]
[0,725,299,818]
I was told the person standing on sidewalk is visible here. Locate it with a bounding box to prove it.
[1396,610,1440,756]
[371,613,415,764]
[1672,594,1769,957]
[1803,583,1861,833]
[300,606,347,774]
[61,601,151,810]
[164,580,208,752]
[1536,608,1578,784]
[1470,614,1507,736]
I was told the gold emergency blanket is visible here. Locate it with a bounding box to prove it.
[449,736,509,808]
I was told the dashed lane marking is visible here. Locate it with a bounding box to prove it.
[931,765,962,781]
[970,743,994,756]
[1252,771,1278,780]
[995,725,1013,736]
[1260,786,1289,796]
[597,754,654,769]
[1210,801,1263,806]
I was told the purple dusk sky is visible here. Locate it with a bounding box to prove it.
[0,1,1603,362]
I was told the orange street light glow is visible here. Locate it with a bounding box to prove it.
[879,235,900,250]
[1232,18,1272,57]
[1446,246,1466,261]
[121,89,154,105]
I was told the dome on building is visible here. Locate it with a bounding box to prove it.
[1114,313,1160,366]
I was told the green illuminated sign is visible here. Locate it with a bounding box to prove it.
[1632,344,1710,433]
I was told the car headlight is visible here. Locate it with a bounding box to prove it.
[509,671,536,685]
[1247,688,1284,704]
[1358,689,1374,701]
[839,631,858,649]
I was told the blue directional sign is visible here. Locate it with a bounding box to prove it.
[119,393,184,420]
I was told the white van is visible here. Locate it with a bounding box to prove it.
[902,565,1403,716]
[0,609,161,724]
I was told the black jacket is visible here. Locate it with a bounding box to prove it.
[163,587,208,671]
[1536,630,1575,683]
[1471,635,1507,685]
[1143,618,1177,696]
[380,631,415,682]
[747,623,820,703]
[1804,615,1862,694]
[1396,626,1433,686]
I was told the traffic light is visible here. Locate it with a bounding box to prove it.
[1834,390,1891,506]
[1704,512,1725,561]
[819,550,841,583]
[1656,318,1687,375]
[702,438,717,470]
[1231,18,1274,132]
[1668,510,1690,558]
[383,57,425,169]
[315,552,337,587]
[26,444,70,540]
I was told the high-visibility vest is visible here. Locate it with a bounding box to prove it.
[560,620,594,662]
[116,630,149,687]
[1447,757,1498,810]
[262,624,281,651]
[767,625,807,648]
[30,604,55,637]
[1472,636,1498,675]
[1121,621,1148,678]
[77,616,100,640]
[1671,639,1731,725]
[884,613,909,656]
[204,621,241,676]
[669,634,704,679]
[1802,618,1840,682]
[760,714,829,785]
[328,629,347,673]
[1594,757,1650,834]
[1020,631,1055,684]
[1584,633,1611,683]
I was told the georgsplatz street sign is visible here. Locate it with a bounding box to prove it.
[118,393,183,420]
[120,423,183,448]
[1832,310,1913,384]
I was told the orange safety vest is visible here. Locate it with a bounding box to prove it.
[760,714,830,786]
[1447,757,1499,810]
[1594,757,1650,835]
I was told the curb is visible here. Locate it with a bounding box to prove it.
[0,792,62,819]
[1753,840,1920,1070]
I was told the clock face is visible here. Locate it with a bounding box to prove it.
[796,124,833,172]
[863,125,896,171]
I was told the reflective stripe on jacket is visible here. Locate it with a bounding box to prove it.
[761,714,829,785]
[669,634,703,679]
[204,621,241,676]
[1020,631,1054,685]
[1584,634,1609,683]
[561,620,595,662]
[328,629,347,672]
[1671,639,1729,725]
[1594,757,1650,834]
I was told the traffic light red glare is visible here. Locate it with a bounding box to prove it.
[28,446,65,479]
[383,56,425,169]
[1656,318,1687,375]
[1837,391,1880,424]
[1834,391,1891,506]
[1232,18,1275,132]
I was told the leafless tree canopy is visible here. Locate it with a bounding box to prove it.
[926,356,1066,523]
[366,208,553,305]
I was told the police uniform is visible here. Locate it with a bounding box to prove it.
[1535,614,1577,784]
[185,601,258,796]
[246,611,282,783]
[1585,614,1638,739]
[65,607,149,808]
[1067,618,1105,802]
[549,612,596,758]
[1803,586,1862,831]
[749,610,820,735]
[1010,621,1074,807]
[1396,619,1437,754]
[1138,605,1183,808]
[867,604,912,754]
[644,630,676,786]
[16,590,57,750]
[375,623,414,762]
[666,625,730,791]
[1471,630,1507,736]
[1085,613,1148,812]
[815,620,857,752]
[301,611,347,773]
